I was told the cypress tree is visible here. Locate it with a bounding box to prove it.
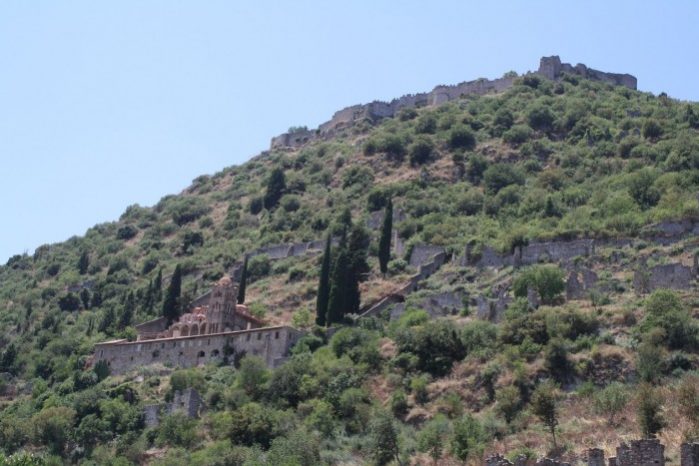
[162,265,182,324]
[327,243,351,325]
[77,250,89,275]
[154,268,163,303]
[118,291,135,330]
[347,224,370,313]
[315,235,332,326]
[378,198,393,275]
[263,167,286,210]
[237,257,248,304]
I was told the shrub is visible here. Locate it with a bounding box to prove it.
[395,320,466,376]
[641,289,697,350]
[527,103,555,131]
[461,320,498,354]
[249,196,264,215]
[409,136,434,166]
[247,255,271,283]
[466,154,488,183]
[642,119,663,140]
[483,163,525,194]
[594,382,629,426]
[449,125,476,150]
[116,224,138,240]
[628,168,660,209]
[503,125,532,145]
[169,197,210,226]
[280,194,301,212]
[415,114,437,134]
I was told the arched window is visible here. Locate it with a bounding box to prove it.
[181,325,189,337]
[197,351,205,358]
[211,349,220,358]
[191,324,199,336]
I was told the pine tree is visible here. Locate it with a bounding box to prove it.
[263,167,286,210]
[77,250,89,275]
[531,381,559,451]
[378,198,393,275]
[315,235,332,326]
[162,265,182,324]
[237,257,248,304]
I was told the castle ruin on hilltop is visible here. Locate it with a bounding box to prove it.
[270,56,637,150]
[94,276,302,375]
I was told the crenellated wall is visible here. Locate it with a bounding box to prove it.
[270,56,638,150]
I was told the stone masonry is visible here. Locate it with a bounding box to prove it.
[271,56,637,150]
[144,388,203,427]
[682,443,699,466]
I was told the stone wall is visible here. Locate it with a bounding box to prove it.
[134,317,169,339]
[94,326,302,375]
[463,239,595,269]
[633,262,696,294]
[271,56,637,150]
[144,388,203,427]
[409,244,447,268]
[566,266,599,300]
[538,56,637,90]
[681,443,699,466]
[613,439,664,466]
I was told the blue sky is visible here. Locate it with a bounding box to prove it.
[1,1,698,262]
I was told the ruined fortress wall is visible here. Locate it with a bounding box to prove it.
[95,326,302,375]
[271,56,638,150]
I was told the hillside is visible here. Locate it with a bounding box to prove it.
[1,57,699,465]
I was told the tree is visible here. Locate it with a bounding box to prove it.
[531,381,559,451]
[594,382,629,426]
[483,163,525,194]
[154,268,163,303]
[417,414,449,465]
[237,356,269,400]
[77,250,89,275]
[642,289,697,350]
[315,235,332,326]
[378,199,393,275]
[327,244,351,325]
[496,385,521,423]
[369,412,401,466]
[347,224,370,311]
[264,167,286,210]
[637,384,665,438]
[513,265,565,305]
[237,257,248,304]
[450,414,484,463]
[163,264,182,324]
[637,339,664,384]
[118,291,135,331]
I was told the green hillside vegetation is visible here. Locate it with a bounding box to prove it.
[1,73,699,464]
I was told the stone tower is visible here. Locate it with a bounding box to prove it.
[208,276,238,333]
